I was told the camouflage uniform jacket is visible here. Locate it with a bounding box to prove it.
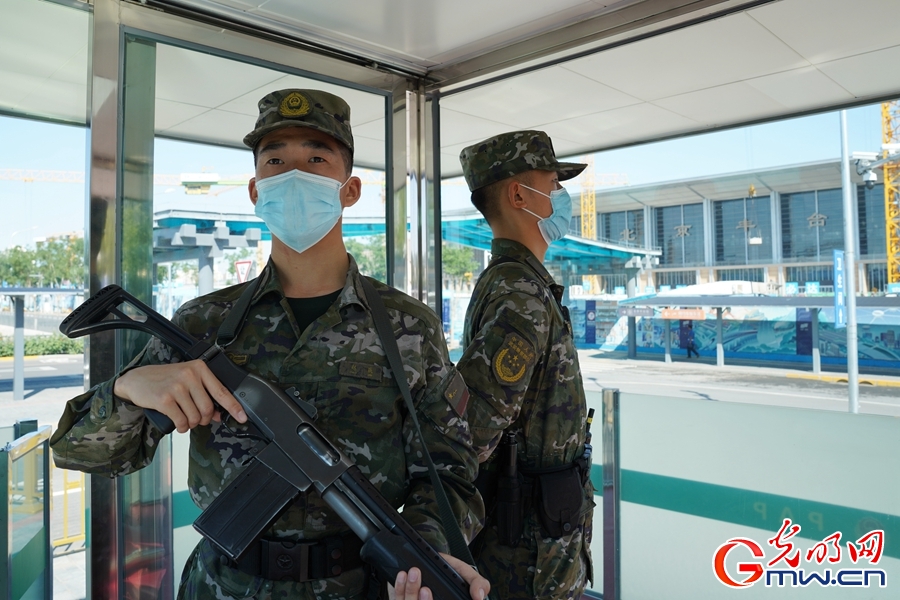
[50,256,482,600]
[458,238,593,600]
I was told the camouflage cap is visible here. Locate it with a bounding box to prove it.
[243,89,354,154]
[459,130,586,192]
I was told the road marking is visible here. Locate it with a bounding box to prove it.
[786,372,900,387]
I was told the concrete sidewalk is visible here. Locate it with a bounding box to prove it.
[586,348,900,384]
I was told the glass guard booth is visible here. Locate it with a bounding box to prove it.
[11,0,900,597]
[85,1,441,596]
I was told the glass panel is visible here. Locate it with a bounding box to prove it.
[785,265,834,289]
[654,270,697,288]
[745,195,773,264]
[0,0,90,595]
[816,188,844,256]
[781,190,818,260]
[715,267,764,282]
[120,34,174,600]
[602,210,644,246]
[866,263,888,294]
[859,183,887,258]
[4,430,52,600]
[619,393,900,598]
[656,205,685,266]
[714,198,746,265]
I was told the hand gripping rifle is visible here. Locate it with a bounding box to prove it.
[60,285,471,600]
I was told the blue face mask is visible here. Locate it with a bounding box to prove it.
[520,183,573,245]
[254,169,349,254]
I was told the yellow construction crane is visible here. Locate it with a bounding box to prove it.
[580,155,596,240]
[883,101,900,285]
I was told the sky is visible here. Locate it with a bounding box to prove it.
[0,102,887,250]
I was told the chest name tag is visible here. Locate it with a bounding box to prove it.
[339,361,383,382]
[493,332,536,385]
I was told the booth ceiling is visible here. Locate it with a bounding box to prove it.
[3,0,900,175]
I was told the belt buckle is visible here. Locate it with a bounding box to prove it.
[263,539,314,582]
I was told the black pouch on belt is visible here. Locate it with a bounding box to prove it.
[535,467,585,538]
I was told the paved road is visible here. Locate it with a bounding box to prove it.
[578,350,900,417]
[0,355,85,427]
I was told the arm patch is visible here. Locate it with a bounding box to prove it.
[443,371,470,416]
[492,332,537,385]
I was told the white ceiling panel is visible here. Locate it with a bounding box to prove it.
[561,12,807,101]
[349,136,386,169]
[815,45,900,100]
[153,45,387,167]
[518,103,696,154]
[155,45,285,108]
[441,66,641,129]
[249,0,602,64]
[0,0,89,122]
[743,66,854,110]
[10,76,87,124]
[438,108,524,148]
[154,99,210,132]
[654,81,798,124]
[747,0,900,65]
[350,120,387,167]
[350,120,386,142]
[160,108,259,148]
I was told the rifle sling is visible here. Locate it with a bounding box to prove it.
[358,276,476,568]
[216,276,263,348]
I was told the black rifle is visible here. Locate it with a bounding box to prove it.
[60,284,471,600]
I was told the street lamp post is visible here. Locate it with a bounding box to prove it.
[839,111,859,413]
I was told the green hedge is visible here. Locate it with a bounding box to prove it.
[0,335,84,357]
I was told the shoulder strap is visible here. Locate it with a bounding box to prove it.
[216,276,263,348]
[358,276,476,567]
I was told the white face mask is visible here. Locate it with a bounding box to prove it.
[254,169,350,254]
[519,183,573,245]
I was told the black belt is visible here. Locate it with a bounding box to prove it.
[221,533,365,582]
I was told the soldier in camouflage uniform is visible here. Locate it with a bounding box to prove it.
[456,131,594,600]
[50,89,489,600]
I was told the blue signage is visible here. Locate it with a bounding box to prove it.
[614,286,626,296]
[833,249,845,329]
[442,298,451,334]
[585,300,596,344]
[888,282,900,294]
[785,282,799,296]
[805,281,820,295]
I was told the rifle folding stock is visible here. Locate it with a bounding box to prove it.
[60,285,471,600]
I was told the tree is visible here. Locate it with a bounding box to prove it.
[442,243,478,279]
[0,236,85,287]
[346,235,387,282]
[0,246,37,286]
[35,237,84,286]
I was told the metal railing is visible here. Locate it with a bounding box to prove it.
[51,468,85,553]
